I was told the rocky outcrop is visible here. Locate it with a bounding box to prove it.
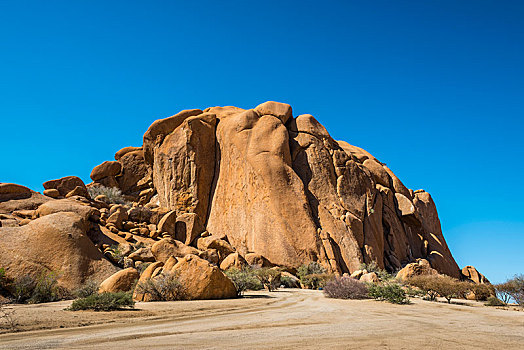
[461,265,490,284]
[396,259,438,281]
[0,212,118,289]
[1,101,462,299]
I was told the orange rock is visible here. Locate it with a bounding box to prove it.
[99,268,139,293]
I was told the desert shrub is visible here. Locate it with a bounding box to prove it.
[408,275,466,304]
[301,273,332,290]
[405,285,426,298]
[367,282,409,304]
[68,292,134,311]
[0,301,17,330]
[12,271,66,304]
[252,267,281,292]
[12,275,37,303]
[297,262,332,289]
[485,296,505,307]
[134,272,185,301]
[324,276,368,299]
[225,267,263,296]
[73,281,99,299]
[0,268,11,296]
[360,261,392,281]
[297,262,326,279]
[280,275,300,288]
[87,186,127,204]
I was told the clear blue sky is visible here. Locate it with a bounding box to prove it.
[1,1,522,283]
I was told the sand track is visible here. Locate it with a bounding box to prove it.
[0,289,522,349]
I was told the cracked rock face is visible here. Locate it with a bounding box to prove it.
[121,101,461,277]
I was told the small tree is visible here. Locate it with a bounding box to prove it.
[495,281,515,305]
[253,268,281,292]
[408,275,466,304]
[297,262,332,289]
[495,275,524,306]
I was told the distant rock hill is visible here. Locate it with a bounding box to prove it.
[1,101,479,298]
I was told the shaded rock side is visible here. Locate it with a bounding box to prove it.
[153,113,217,222]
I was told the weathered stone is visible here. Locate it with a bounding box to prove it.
[90,161,122,181]
[396,259,438,281]
[151,238,200,263]
[42,176,87,197]
[99,268,139,293]
[171,254,237,300]
[461,265,490,284]
[219,252,247,270]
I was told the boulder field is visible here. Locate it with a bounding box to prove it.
[0,101,484,299]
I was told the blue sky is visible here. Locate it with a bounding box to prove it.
[1,1,522,282]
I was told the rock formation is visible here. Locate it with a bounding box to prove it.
[0,101,471,300]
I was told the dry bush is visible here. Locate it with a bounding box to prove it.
[0,301,17,331]
[324,276,368,299]
[135,272,185,301]
[87,186,127,204]
[408,275,467,304]
[68,292,134,311]
[297,262,332,289]
[470,283,494,301]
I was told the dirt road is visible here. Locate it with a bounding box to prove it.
[0,289,523,349]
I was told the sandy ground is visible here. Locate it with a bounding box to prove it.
[0,289,523,349]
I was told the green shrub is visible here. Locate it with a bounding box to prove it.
[297,262,332,289]
[68,292,135,311]
[367,283,409,304]
[280,275,300,288]
[225,267,263,296]
[73,281,99,299]
[252,267,281,292]
[485,296,505,307]
[324,276,368,299]
[301,273,332,290]
[134,272,185,301]
[360,261,392,281]
[297,262,326,280]
[0,268,11,295]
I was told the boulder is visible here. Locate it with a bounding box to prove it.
[157,210,177,235]
[34,198,100,222]
[359,272,379,283]
[106,205,128,229]
[461,265,490,284]
[42,176,87,197]
[128,247,155,262]
[175,212,205,246]
[116,150,149,194]
[171,254,237,300]
[43,189,60,198]
[220,252,247,270]
[0,212,118,290]
[254,101,293,124]
[90,161,122,181]
[65,185,91,199]
[115,146,142,161]
[98,268,139,293]
[196,236,235,263]
[244,253,273,268]
[0,183,31,201]
[396,259,438,281]
[151,238,200,263]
